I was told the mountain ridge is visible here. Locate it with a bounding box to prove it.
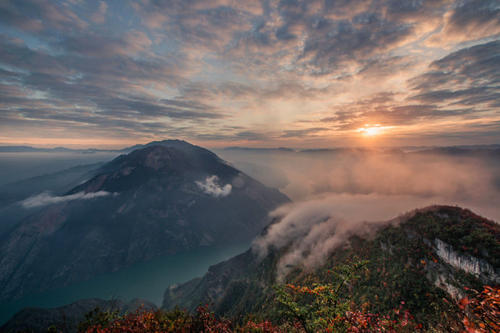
[3,205,497,332]
[162,205,499,330]
[0,140,290,302]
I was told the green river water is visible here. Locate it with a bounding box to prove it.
[0,243,250,325]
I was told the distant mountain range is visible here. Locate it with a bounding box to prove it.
[0,142,154,153]
[0,140,289,302]
[222,144,500,153]
[0,146,115,153]
[1,143,499,153]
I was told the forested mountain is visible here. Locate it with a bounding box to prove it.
[0,140,289,302]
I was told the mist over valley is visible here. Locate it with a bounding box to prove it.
[1,0,499,331]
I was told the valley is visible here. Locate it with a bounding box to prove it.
[0,243,248,326]
[1,1,499,330]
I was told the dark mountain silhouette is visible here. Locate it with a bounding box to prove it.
[0,140,289,302]
[1,298,156,333]
[0,146,112,153]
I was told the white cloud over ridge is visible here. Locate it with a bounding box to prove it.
[251,192,497,282]
[21,191,114,208]
[252,195,402,281]
[195,175,232,198]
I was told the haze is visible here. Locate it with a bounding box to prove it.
[0,1,499,329]
[217,148,500,221]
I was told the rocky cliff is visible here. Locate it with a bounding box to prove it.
[163,206,499,330]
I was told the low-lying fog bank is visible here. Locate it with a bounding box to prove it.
[216,148,500,222]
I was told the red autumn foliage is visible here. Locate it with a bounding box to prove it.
[80,285,499,332]
[459,285,500,333]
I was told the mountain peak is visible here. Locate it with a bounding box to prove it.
[116,145,193,171]
[121,139,208,153]
[70,142,228,194]
[0,141,290,302]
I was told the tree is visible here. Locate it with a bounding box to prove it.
[459,285,500,332]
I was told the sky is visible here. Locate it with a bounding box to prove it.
[0,0,499,149]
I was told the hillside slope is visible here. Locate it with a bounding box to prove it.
[0,140,289,301]
[163,205,499,330]
[0,162,102,237]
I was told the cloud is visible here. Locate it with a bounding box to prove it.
[252,187,500,280]
[239,146,500,280]
[410,41,500,108]
[195,175,232,198]
[252,194,441,281]
[280,127,328,138]
[428,0,500,45]
[0,35,222,139]
[299,13,413,75]
[91,1,108,24]
[411,40,500,87]
[313,40,499,141]
[21,191,114,208]
[1,0,499,145]
[218,149,500,222]
[0,0,87,33]
[55,30,153,58]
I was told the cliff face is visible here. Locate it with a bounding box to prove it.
[421,237,499,300]
[163,206,499,329]
[434,238,498,283]
[0,140,290,302]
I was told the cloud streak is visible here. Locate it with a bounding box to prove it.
[21,191,114,208]
[252,195,468,281]
[252,196,401,281]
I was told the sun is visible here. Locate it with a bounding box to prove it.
[357,124,386,137]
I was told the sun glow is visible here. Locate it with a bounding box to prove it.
[357,124,387,137]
